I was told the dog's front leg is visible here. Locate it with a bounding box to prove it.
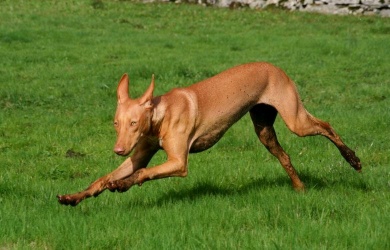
[57,143,158,206]
[56,157,136,206]
[108,159,188,192]
[109,137,189,191]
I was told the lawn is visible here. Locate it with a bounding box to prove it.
[0,0,389,249]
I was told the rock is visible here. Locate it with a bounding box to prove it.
[380,8,390,17]
[152,0,390,16]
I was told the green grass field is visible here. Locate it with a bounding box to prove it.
[1,0,389,249]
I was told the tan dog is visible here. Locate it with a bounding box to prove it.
[57,62,361,206]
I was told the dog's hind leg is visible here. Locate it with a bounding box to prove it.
[272,80,361,171]
[250,104,305,191]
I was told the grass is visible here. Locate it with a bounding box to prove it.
[0,0,389,249]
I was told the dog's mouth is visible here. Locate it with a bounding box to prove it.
[115,150,129,156]
[114,142,137,156]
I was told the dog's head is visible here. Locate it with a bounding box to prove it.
[113,74,154,156]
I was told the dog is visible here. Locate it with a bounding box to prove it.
[57,62,361,206]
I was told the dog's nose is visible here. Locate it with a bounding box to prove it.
[114,146,125,155]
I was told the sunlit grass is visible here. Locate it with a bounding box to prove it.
[0,0,389,249]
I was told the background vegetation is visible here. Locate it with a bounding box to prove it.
[0,0,389,249]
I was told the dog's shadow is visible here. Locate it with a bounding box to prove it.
[129,172,369,208]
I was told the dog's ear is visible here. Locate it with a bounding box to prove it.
[139,74,154,109]
[117,73,130,104]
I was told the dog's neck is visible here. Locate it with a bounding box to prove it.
[150,96,165,137]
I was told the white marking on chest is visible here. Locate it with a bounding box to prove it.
[159,138,163,147]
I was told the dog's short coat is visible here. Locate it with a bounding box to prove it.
[58,62,361,206]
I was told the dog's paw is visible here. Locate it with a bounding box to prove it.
[57,194,82,206]
[340,146,362,172]
[107,171,143,193]
[347,152,362,172]
[107,181,119,192]
[107,180,131,193]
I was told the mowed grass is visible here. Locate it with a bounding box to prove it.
[0,0,389,249]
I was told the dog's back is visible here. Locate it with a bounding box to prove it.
[165,63,286,152]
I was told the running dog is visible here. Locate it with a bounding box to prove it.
[57,62,361,206]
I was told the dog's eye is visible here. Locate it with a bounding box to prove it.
[130,121,137,126]
[113,121,118,127]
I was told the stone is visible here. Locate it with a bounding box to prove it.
[145,0,390,16]
[380,8,390,17]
